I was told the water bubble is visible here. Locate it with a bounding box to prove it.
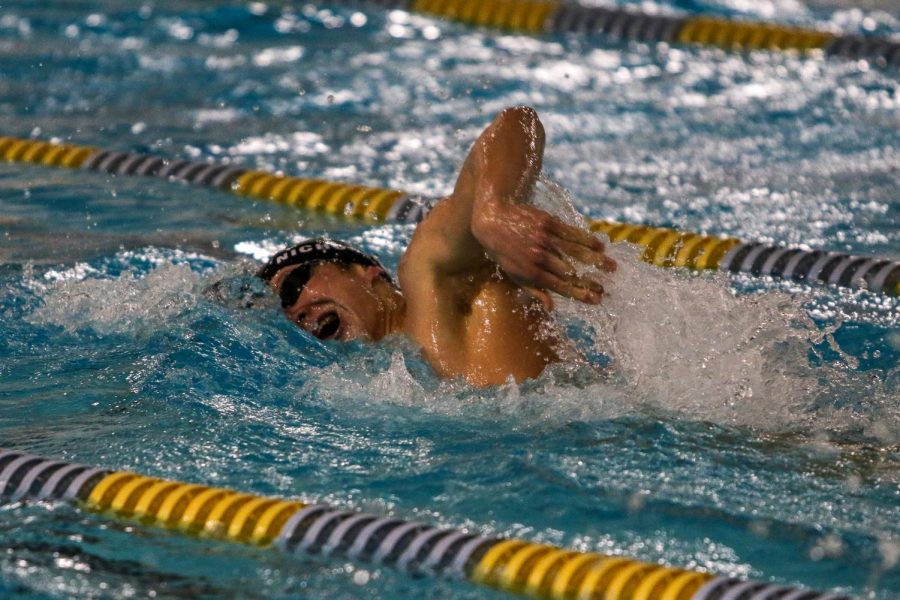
[352,569,370,585]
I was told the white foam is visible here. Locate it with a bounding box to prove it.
[560,243,821,427]
[302,349,430,412]
[28,263,203,336]
[538,177,897,436]
[234,239,283,261]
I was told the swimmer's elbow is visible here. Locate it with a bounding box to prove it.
[493,106,544,139]
[496,105,539,125]
[477,106,545,174]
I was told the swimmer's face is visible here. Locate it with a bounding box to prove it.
[271,262,404,341]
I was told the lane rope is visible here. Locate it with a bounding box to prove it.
[347,0,900,65]
[0,449,853,600]
[1,134,898,296]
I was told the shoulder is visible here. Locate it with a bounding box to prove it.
[397,196,472,283]
[399,199,488,319]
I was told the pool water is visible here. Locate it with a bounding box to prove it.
[1,0,899,598]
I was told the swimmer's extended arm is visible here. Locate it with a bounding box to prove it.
[405,106,614,304]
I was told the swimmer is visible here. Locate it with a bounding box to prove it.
[258,107,616,386]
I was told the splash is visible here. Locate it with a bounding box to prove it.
[561,244,821,426]
[27,261,204,336]
[538,176,899,437]
[302,177,898,440]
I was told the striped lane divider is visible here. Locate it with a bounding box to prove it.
[69,140,414,223]
[0,449,853,600]
[346,0,900,65]
[2,135,898,296]
[0,134,423,223]
[589,221,900,296]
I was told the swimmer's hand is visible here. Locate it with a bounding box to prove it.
[410,106,616,307]
[472,201,616,305]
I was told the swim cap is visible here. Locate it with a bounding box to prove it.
[257,238,388,308]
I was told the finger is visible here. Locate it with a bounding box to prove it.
[552,238,617,273]
[600,255,617,273]
[537,251,579,280]
[534,271,604,305]
[548,219,607,252]
[499,245,604,299]
[535,251,608,295]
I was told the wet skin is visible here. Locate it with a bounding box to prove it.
[272,106,616,387]
[270,262,404,342]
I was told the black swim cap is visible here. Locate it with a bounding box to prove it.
[257,238,387,308]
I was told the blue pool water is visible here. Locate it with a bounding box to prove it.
[1,0,899,598]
